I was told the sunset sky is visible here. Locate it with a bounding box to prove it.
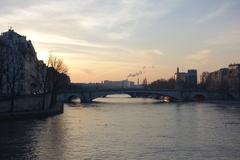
[0,0,239,83]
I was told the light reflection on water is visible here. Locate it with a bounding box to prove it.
[94,94,162,104]
[0,95,240,160]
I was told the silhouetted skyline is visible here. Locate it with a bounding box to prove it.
[0,0,239,83]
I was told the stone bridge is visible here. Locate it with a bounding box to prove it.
[59,87,210,103]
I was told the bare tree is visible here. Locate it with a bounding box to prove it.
[0,48,3,96]
[35,61,48,110]
[149,78,176,90]
[47,55,69,106]
[0,40,6,97]
[47,55,68,75]
[35,55,69,109]
[5,49,21,112]
[41,67,48,110]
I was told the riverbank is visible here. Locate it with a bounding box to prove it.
[0,94,65,120]
[0,103,63,121]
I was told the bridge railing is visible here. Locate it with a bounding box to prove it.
[67,86,207,93]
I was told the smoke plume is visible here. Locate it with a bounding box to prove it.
[126,66,148,79]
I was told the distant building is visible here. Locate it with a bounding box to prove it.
[103,80,134,88]
[142,77,148,87]
[175,67,186,83]
[175,67,197,88]
[201,64,240,98]
[186,69,197,87]
[228,64,240,94]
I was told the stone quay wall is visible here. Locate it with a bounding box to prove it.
[0,94,63,119]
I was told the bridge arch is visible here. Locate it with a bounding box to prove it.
[91,91,179,102]
[67,95,81,103]
[90,92,135,102]
[191,94,206,101]
[101,93,132,98]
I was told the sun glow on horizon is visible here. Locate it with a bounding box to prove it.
[1,0,238,83]
[37,51,49,63]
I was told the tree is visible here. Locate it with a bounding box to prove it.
[47,55,68,74]
[5,48,22,112]
[37,61,48,110]
[47,55,69,106]
[0,46,4,96]
[149,78,176,90]
[0,39,7,97]
[168,77,176,89]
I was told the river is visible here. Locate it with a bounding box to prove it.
[0,95,240,160]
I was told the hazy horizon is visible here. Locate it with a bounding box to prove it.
[0,0,239,83]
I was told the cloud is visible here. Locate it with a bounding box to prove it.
[81,69,93,74]
[136,49,164,64]
[0,0,180,40]
[33,37,165,66]
[145,49,163,56]
[5,0,239,83]
[184,49,213,70]
[107,32,131,40]
[196,2,233,24]
[206,29,240,46]
[0,0,40,15]
[24,31,116,49]
[186,49,211,61]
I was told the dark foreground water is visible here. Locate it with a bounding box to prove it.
[0,95,240,160]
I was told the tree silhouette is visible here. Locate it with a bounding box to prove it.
[5,49,22,112]
[37,61,48,110]
[47,55,69,106]
[0,45,3,96]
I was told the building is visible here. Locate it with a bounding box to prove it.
[103,80,134,88]
[201,64,240,97]
[142,77,148,87]
[175,67,186,83]
[186,69,197,87]
[228,64,240,94]
[201,69,228,91]
[175,67,197,88]
[0,29,70,96]
[0,29,45,95]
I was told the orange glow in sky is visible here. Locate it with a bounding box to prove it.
[1,0,239,83]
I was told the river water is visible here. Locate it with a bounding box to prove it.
[0,95,240,160]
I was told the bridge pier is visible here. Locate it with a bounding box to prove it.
[128,93,137,98]
[81,98,93,103]
[80,92,93,103]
